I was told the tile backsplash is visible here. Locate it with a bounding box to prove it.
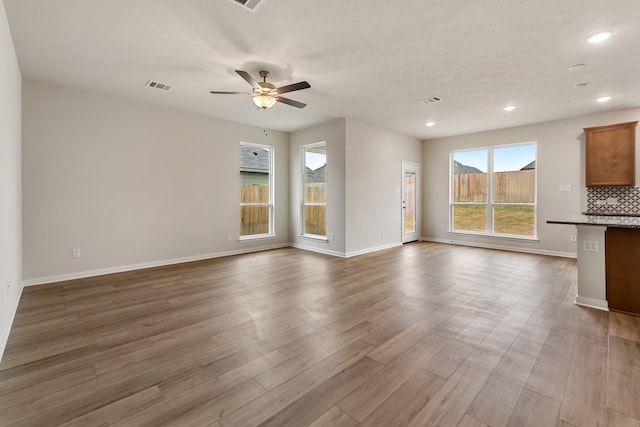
[586,186,640,214]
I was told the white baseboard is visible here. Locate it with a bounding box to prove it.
[345,242,403,258]
[289,242,346,258]
[22,243,289,287]
[0,282,23,363]
[420,237,577,259]
[23,240,408,286]
[25,238,572,287]
[575,296,609,311]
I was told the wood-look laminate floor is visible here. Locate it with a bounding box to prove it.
[1,243,640,427]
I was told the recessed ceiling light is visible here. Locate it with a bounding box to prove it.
[574,82,589,88]
[587,31,612,43]
[569,63,586,71]
[425,121,435,127]
[596,96,611,103]
[504,105,517,112]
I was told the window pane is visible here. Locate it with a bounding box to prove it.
[304,205,326,236]
[303,142,327,237]
[240,145,270,202]
[305,183,326,204]
[240,205,270,236]
[240,143,272,237]
[453,150,488,202]
[304,146,326,202]
[494,205,535,236]
[452,204,487,232]
[493,144,535,203]
[240,184,269,204]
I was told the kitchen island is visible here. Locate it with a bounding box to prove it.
[547,215,640,314]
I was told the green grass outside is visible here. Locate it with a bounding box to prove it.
[453,204,535,236]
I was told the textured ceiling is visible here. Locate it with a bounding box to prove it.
[4,0,640,139]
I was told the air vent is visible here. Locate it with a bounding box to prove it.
[228,0,266,12]
[145,80,173,91]
[419,96,443,105]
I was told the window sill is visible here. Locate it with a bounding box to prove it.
[238,234,276,242]
[448,230,539,242]
[298,234,329,242]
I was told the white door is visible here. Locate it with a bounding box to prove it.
[402,161,420,243]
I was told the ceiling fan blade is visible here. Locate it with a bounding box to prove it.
[274,81,311,95]
[209,91,249,95]
[235,70,260,89]
[276,96,306,109]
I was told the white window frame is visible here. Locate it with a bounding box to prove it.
[449,141,538,240]
[301,141,327,240]
[239,141,275,240]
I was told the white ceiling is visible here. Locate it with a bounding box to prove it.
[4,0,640,139]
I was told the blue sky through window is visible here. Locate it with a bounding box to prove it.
[306,152,326,171]
[454,144,535,173]
[454,150,488,172]
[494,144,535,172]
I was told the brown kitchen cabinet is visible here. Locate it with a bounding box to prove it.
[605,227,640,315]
[584,121,637,187]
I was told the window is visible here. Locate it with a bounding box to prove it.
[239,142,274,238]
[302,142,327,238]
[451,142,536,238]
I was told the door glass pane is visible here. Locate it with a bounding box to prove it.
[452,204,487,232]
[404,172,415,233]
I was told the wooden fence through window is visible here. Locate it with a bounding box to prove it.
[453,170,535,203]
[240,184,327,235]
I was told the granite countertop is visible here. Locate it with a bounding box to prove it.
[547,215,640,229]
[582,212,640,217]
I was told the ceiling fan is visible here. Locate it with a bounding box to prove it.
[210,70,311,109]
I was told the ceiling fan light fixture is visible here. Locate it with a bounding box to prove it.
[253,94,277,109]
[210,70,309,109]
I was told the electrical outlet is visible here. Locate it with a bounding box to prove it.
[582,240,599,252]
[72,248,81,258]
[380,229,385,237]
[596,200,606,206]
[226,233,232,241]
[559,184,572,192]
[607,197,618,206]
[570,235,577,242]
[329,233,335,241]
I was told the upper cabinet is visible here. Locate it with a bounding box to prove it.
[584,121,638,187]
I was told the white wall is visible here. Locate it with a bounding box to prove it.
[345,118,422,255]
[289,119,346,256]
[0,0,23,361]
[422,108,640,256]
[22,80,289,283]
